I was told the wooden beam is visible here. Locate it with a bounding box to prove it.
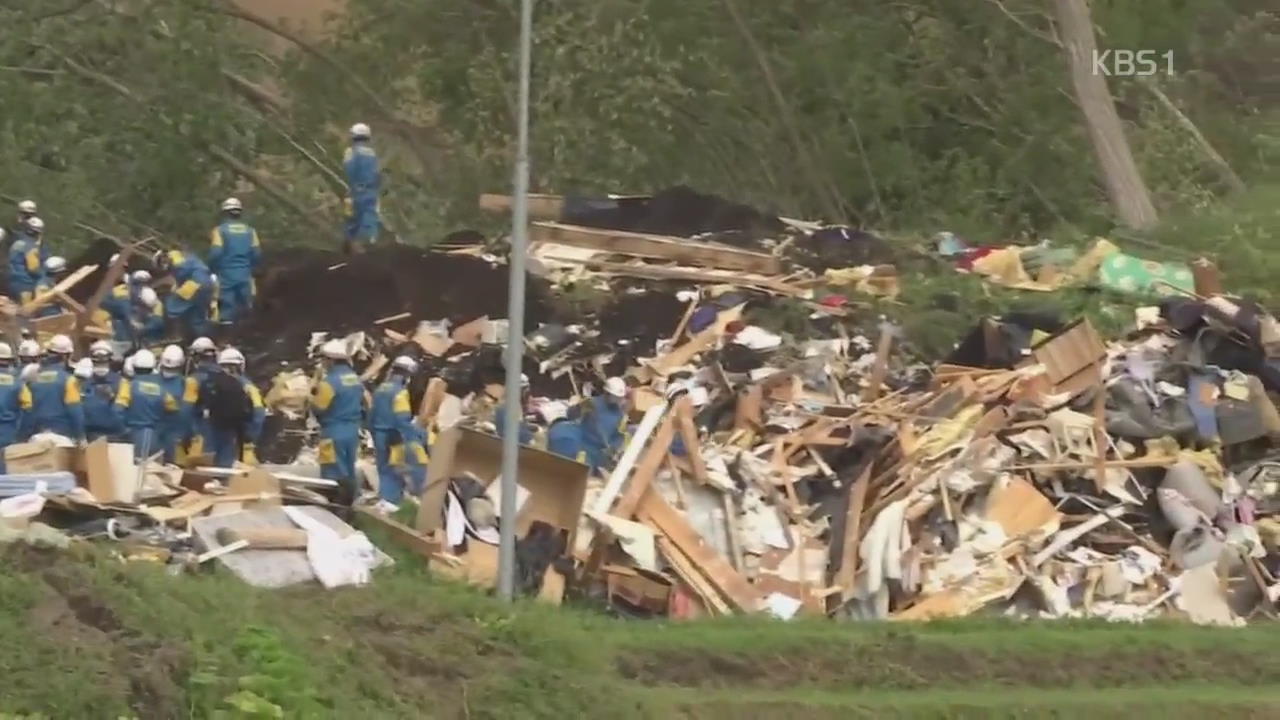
[861,329,894,402]
[479,193,565,221]
[356,506,441,561]
[640,488,760,612]
[21,264,97,315]
[836,464,872,603]
[673,396,710,484]
[578,259,806,297]
[612,412,678,519]
[532,221,783,275]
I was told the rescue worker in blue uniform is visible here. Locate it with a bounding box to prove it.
[1,200,37,250]
[343,122,381,252]
[158,345,196,464]
[0,343,25,473]
[368,356,424,512]
[571,376,629,473]
[185,337,219,460]
[115,349,179,460]
[81,341,125,442]
[207,347,264,467]
[540,403,586,463]
[154,249,213,340]
[207,198,261,328]
[391,419,430,506]
[311,339,367,505]
[20,334,85,442]
[8,217,45,304]
[33,256,69,319]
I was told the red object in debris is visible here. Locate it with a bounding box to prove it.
[819,295,849,308]
[725,320,746,335]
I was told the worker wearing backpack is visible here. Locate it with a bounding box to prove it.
[203,347,264,467]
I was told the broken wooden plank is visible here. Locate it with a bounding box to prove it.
[578,260,807,297]
[657,535,731,615]
[638,487,761,612]
[612,412,678,519]
[836,464,871,603]
[374,311,411,325]
[22,264,97,315]
[356,506,441,561]
[861,329,894,402]
[78,246,133,340]
[673,396,709,484]
[531,221,783,275]
[479,192,565,221]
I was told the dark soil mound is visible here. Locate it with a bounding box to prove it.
[563,185,785,246]
[236,245,553,374]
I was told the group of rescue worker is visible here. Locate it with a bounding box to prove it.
[6,121,381,347]
[0,334,263,473]
[0,121,641,515]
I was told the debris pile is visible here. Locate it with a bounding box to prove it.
[6,186,1277,627]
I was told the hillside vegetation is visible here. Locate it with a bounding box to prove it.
[0,1,1275,265]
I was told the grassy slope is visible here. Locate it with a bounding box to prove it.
[1,523,1278,719]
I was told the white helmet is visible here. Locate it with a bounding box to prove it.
[138,287,159,308]
[44,256,67,274]
[46,334,74,355]
[131,349,156,371]
[0,343,13,361]
[18,339,40,359]
[130,270,151,284]
[26,217,43,234]
[221,197,243,213]
[89,340,113,358]
[320,339,349,360]
[160,344,184,369]
[604,376,628,398]
[17,200,36,215]
[73,358,93,379]
[190,336,216,354]
[391,356,418,374]
[218,347,246,367]
[350,122,371,140]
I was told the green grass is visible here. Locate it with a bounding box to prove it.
[1,530,1278,719]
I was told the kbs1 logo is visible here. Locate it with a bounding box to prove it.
[1092,49,1174,77]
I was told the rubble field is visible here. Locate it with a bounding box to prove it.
[7,186,1280,716]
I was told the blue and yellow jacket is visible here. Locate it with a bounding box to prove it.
[115,372,179,429]
[20,361,85,440]
[83,372,124,435]
[343,141,381,197]
[241,375,266,441]
[0,367,24,438]
[163,250,212,305]
[8,236,43,292]
[547,418,587,464]
[208,220,261,285]
[312,365,365,428]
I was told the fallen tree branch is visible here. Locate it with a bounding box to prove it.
[1139,77,1246,194]
[46,46,336,239]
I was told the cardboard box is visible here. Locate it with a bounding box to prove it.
[82,438,137,504]
[419,428,589,549]
[5,441,73,474]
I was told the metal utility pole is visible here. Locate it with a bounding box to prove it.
[497,0,534,602]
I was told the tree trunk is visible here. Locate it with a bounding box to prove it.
[1052,0,1159,230]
